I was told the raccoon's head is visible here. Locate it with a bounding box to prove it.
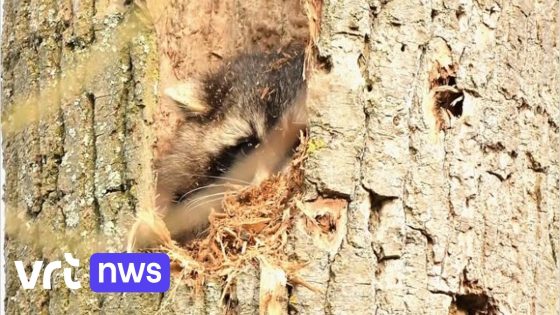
[154,44,306,241]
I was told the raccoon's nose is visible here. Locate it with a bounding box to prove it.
[252,162,272,185]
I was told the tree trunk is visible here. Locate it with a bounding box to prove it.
[3,0,559,315]
[2,0,161,313]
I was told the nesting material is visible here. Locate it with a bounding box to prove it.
[140,136,309,294]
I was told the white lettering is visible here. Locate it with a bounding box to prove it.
[14,261,43,290]
[42,261,62,289]
[98,263,117,283]
[118,263,145,283]
[145,263,161,283]
[63,254,81,289]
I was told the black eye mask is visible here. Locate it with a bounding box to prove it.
[211,135,261,176]
[171,135,260,203]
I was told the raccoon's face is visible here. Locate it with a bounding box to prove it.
[154,45,306,241]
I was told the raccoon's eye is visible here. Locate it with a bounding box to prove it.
[229,136,260,157]
[212,136,260,175]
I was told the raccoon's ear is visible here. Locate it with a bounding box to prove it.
[164,81,208,113]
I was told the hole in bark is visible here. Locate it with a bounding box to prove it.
[317,54,333,73]
[431,9,439,19]
[449,292,496,315]
[425,58,465,132]
[400,44,406,52]
[124,0,326,298]
[314,213,337,233]
[433,86,464,118]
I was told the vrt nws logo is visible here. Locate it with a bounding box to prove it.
[14,253,81,290]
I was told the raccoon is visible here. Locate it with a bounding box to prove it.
[155,44,307,243]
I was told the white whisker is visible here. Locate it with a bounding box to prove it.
[177,183,242,203]
[183,191,232,211]
[180,173,251,185]
[184,196,228,214]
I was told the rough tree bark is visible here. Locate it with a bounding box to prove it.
[2,0,559,315]
[2,0,160,313]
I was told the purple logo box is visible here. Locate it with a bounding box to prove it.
[90,253,170,293]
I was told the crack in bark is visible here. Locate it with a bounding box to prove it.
[88,92,102,231]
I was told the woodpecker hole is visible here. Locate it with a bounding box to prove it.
[426,60,465,131]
